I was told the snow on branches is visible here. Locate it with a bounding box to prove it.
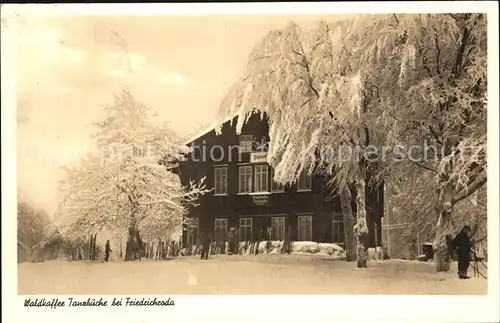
[216,19,387,190]
[217,14,486,269]
[386,169,487,256]
[217,13,486,209]
[58,89,209,242]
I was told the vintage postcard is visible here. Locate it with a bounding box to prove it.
[2,2,499,323]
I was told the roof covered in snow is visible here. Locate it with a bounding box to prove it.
[182,115,236,146]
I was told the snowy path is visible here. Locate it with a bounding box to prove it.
[18,255,487,295]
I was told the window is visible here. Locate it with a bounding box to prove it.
[132,145,145,157]
[214,167,228,195]
[254,165,269,192]
[239,218,253,242]
[332,213,345,244]
[214,218,228,242]
[239,135,253,153]
[270,169,285,193]
[297,171,312,191]
[271,217,285,241]
[238,166,252,193]
[297,215,313,241]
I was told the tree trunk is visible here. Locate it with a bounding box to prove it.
[353,177,368,268]
[340,185,357,262]
[124,189,141,261]
[433,206,453,272]
[125,226,137,261]
[408,240,417,261]
[434,211,453,271]
[433,184,455,272]
[136,230,143,260]
[156,239,161,260]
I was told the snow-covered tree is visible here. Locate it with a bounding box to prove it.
[58,89,209,260]
[217,14,486,271]
[355,13,487,271]
[216,19,388,267]
[386,168,487,259]
[17,200,51,262]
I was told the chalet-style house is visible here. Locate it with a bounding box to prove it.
[178,113,384,249]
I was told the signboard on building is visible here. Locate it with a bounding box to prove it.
[250,138,269,163]
[185,217,199,228]
[250,152,267,163]
[252,194,270,205]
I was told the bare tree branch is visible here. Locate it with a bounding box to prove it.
[412,160,438,173]
[428,125,443,145]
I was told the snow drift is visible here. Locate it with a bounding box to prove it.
[180,241,345,259]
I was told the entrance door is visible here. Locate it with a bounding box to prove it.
[253,217,271,241]
[187,226,198,247]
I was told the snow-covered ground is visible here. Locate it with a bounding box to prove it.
[18,255,486,295]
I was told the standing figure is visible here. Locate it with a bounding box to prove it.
[234,228,239,254]
[452,225,472,279]
[228,228,238,255]
[227,228,233,255]
[200,230,210,260]
[105,240,112,262]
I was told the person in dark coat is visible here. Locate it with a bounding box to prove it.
[105,240,112,262]
[227,228,235,255]
[200,231,210,260]
[452,225,472,279]
[234,228,239,254]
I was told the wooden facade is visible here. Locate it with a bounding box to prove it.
[178,113,384,248]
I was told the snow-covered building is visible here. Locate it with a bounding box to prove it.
[178,113,384,248]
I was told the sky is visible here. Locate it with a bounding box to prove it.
[15,13,347,218]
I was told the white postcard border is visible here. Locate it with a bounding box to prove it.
[2,2,499,323]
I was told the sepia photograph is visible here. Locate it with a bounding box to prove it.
[2,2,499,323]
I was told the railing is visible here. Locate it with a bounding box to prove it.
[470,242,487,279]
[185,226,294,256]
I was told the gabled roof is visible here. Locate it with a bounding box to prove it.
[182,110,268,146]
[182,115,236,146]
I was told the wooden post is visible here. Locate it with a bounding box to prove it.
[95,233,98,260]
[91,234,96,261]
[416,231,421,256]
[119,237,123,260]
[91,233,97,261]
[88,235,93,261]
